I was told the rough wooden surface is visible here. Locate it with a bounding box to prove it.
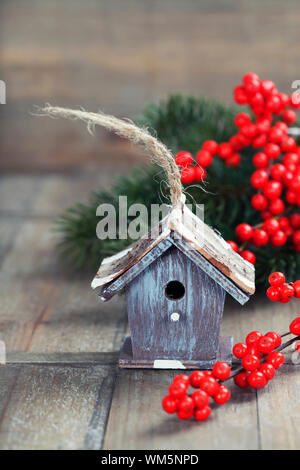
[126,246,226,361]
[1,173,300,449]
[1,0,300,448]
[1,0,300,172]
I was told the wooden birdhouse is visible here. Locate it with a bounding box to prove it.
[92,202,255,369]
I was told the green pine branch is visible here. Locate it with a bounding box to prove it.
[54,94,300,288]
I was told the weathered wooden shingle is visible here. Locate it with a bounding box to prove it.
[92,203,255,301]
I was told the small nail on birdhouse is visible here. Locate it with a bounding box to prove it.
[92,203,255,369]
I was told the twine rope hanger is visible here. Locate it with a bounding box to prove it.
[40,105,183,207]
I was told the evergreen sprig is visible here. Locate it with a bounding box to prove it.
[55,94,300,287]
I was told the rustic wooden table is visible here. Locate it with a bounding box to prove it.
[1,0,300,449]
[0,170,299,450]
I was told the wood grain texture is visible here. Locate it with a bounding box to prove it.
[0,218,127,353]
[2,0,300,173]
[258,365,300,450]
[126,246,226,361]
[103,369,259,450]
[0,364,116,450]
[119,335,233,369]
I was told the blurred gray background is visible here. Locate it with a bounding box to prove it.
[0,0,299,176]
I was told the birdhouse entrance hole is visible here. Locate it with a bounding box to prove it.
[165,281,185,300]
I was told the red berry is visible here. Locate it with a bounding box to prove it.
[169,381,188,399]
[265,331,282,348]
[270,163,286,181]
[181,167,195,184]
[218,143,233,159]
[290,214,300,229]
[257,336,275,354]
[162,395,178,414]
[269,199,285,215]
[263,180,282,200]
[293,280,300,298]
[240,250,256,264]
[253,152,269,168]
[257,118,271,134]
[194,405,211,421]
[293,230,300,246]
[246,192,262,210]
[278,93,290,110]
[251,169,269,189]
[199,376,219,397]
[225,153,241,167]
[252,229,269,247]
[290,92,300,109]
[242,354,260,371]
[281,136,296,153]
[283,109,297,125]
[264,143,281,159]
[283,152,299,166]
[266,351,285,369]
[190,371,205,388]
[280,283,295,302]
[178,396,194,414]
[269,127,285,143]
[248,371,267,389]
[246,331,263,345]
[202,140,218,154]
[263,218,280,235]
[247,343,261,358]
[177,409,194,420]
[175,151,193,167]
[233,342,248,359]
[286,190,297,204]
[290,317,300,336]
[241,123,257,139]
[268,271,286,286]
[260,80,275,96]
[270,229,287,246]
[227,240,239,252]
[278,217,290,230]
[266,286,281,301]
[196,150,213,167]
[173,374,190,385]
[266,95,281,113]
[259,363,276,380]
[212,361,231,380]
[235,223,254,241]
[214,385,231,405]
[234,371,249,389]
[192,390,209,409]
[234,112,251,128]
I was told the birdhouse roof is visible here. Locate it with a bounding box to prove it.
[91,203,255,305]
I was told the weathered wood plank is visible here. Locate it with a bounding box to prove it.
[0,364,116,450]
[257,365,300,450]
[5,351,119,365]
[0,219,126,352]
[103,369,259,450]
[221,295,299,344]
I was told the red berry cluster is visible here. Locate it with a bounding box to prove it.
[175,142,217,184]
[176,73,300,261]
[233,330,284,390]
[266,271,300,302]
[162,361,231,421]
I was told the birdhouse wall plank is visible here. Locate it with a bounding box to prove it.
[126,246,226,362]
[99,238,173,301]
